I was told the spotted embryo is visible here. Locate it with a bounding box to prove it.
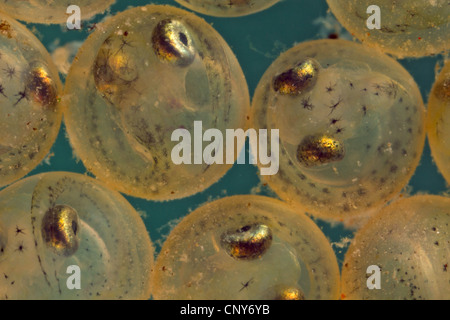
[63,5,250,201]
[251,40,426,221]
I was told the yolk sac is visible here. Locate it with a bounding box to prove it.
[93,33,139,106]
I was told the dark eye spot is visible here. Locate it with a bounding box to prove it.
[72,220,78,235]
[328,33,339,39]
[179,32,188,46]
[239,225,251,232]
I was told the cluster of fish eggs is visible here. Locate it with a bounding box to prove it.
[0,0,448,300]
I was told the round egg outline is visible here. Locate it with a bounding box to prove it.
[0,171,154,300]
[326,0,450,58]
[0,0,115,24]
[250,39,426,221]
[63,5,250,201]
[0,12,63,189]
[427,60,450,185]
[174,0,281,17]
[341,195,450,300]
[151,195,340,300]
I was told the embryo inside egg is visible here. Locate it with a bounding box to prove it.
[0,13,62,189]
[64,5,250,201]
[326,0,450,58]
[151,195,340,300]
[1,0,447,301]
[342,195,450,300]
[0,172,154,300]
[251,39,426,221]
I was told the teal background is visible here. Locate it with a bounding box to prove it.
[10,0,448,267]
